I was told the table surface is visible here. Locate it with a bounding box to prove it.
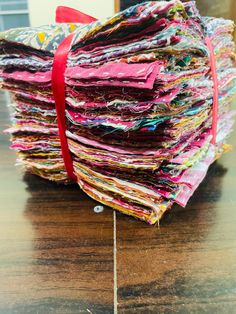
[0,92,236,314]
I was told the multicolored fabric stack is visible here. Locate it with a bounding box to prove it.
[0,0,236,224]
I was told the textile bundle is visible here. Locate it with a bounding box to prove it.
[0,0,236,224]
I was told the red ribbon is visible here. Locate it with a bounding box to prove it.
[205,36,219,145]
[52,33,77,181]
[56,6,97,23]
[52,8,219,181]
[52,7,97,181]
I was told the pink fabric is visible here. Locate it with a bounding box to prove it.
[66,61,164,80]
[2,61,164,89]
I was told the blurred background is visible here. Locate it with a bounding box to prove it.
[0,0,235,31]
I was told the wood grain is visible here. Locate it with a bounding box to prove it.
[0,0,236,309]
[114,0,120,13]
[116,150,236,313]
[0,93,114,313]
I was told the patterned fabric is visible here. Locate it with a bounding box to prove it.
[0,0,236,224]
[0,23,81,52]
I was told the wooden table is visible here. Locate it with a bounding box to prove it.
[0,92,236,314]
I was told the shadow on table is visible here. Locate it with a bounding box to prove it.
[21,173,114,314]
[115,161,233,313]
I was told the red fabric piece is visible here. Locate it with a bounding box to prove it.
[56,6,97,23]
[52,33,77,181]
[205,36,219,145]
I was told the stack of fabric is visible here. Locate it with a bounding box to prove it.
[0,0,236,224]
